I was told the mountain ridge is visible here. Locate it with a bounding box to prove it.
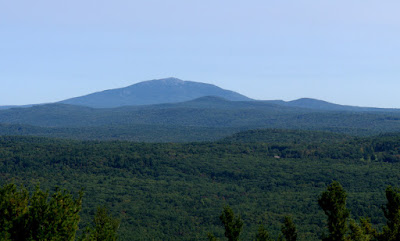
[1,96,400,139]
[60,77,252,108]
[1,77,399,112]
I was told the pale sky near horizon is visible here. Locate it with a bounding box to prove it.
[1,1,400,107]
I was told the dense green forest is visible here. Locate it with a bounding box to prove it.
[1,130,400,240]
[0,123,241,142]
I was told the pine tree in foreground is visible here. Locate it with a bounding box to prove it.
[219,205,244,241]
[0,183,119,241]
[318,181,350,241]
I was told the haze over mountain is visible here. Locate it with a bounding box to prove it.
[2,77,400,141]
[60,77,252,108]
[265,98,399,112]
[2,77,398,112]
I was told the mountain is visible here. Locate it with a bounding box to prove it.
[60,77,252,108]
[267,98,400,112]
[3,78,398,111]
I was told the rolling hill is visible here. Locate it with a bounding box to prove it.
[1,96,400,141]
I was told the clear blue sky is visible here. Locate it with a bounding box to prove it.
[1,0,399,107]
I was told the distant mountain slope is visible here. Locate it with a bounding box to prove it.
[0,98,307,128]
[2,97,400,137]
[60,77,252,108]
[267,98,400,112]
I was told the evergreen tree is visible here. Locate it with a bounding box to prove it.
[281,216,297,241]
[318,181,350,241]
[256,225,272,241]
[219,206,243,241]
[0,183,29,240]
[0,183,82,241]
[349,218,376,241]
[80,206,120,241]
[379,186,400,241]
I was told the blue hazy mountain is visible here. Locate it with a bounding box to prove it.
[2,78,398,112]
[265,98,399,112]
[60,77,252,108]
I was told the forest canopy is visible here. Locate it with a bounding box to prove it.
[0,132,400,240]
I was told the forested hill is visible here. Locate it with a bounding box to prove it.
[1,133,400,240]
[1,97,400,140]
[60,77,252,108]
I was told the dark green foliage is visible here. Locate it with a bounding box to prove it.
[1,134,400,240]
[221,129,349,144]
[0,183,29,240]
[281,217,297,241]
[209,182,400,241]
[80,207,120,241]
[318,181,350,241]
[0,123,240,143]
[256,225,273,241]
[379,186,400,240]
[219,206,243,241]
[0,183,82,241]
[208,233,220,241]
[349,218,376,241]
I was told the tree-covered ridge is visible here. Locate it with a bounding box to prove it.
[1,97,400,139]
[1,134,400,240]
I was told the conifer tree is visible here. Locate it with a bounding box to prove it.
[0,183,29,240]
[318,181,349,241]
[0,183,83,241]
[379,186,400,241]
[219,206,243,241]
[80,206,120,241]
[256,225,272,241]
[349,218,376,241]
[281,216,297,241]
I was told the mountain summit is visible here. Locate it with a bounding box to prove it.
[60,77,252,108]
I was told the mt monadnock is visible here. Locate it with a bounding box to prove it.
[58,77,398,111]
[1,77,400,141]
[60,77,252,108]
[2,77,396,112]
